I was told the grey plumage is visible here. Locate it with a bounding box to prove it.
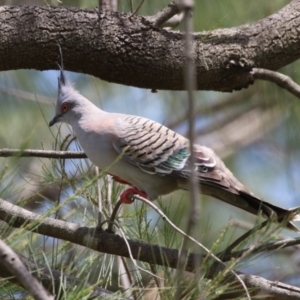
[49,52,300,232]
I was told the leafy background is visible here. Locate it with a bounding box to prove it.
[1,0,300,298]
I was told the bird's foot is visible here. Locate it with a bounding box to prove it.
[120,188,147,204]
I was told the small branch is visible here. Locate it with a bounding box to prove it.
[0,239,54,300]
[107,199,122,233]
[146,1,182,27]
[133,195,249,300]
[219,220,269,257]
[95,167,104,230]
[175,1,201,299]
[161,12,184,28]
[119,257,134,299]
[0,148,86,159]
[0,249,122,299]
[251,68,300,99]
[99,0,117,11]
[129,0,133,13]
[223,237,300,262]
[129,0,145,18]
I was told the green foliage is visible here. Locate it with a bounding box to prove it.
[1,0,300,298]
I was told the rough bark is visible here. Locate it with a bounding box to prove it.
[0,1,300,91]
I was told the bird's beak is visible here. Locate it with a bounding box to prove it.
[49,114,62,127]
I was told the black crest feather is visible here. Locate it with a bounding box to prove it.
[57,44,66,86]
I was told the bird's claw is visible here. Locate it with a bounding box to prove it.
[120,188,147,204]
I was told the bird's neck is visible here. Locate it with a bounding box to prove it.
[68,95,107,126]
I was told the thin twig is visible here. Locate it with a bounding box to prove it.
[133,195,250,300]
[0,247,122,298]
[231,218,300,253]
[225,237,300,261]
[129,0,145,18]
[129,0,133,13]
[0,148,86,159]
[146,1,182,27]
[251,68,300,99]
[106,175,113,215]
[52,136,71,268]
[0,239,54,300]
[95,167,104,230]
[119,257,135,299]
[149,264,160,290]
[218,220,269,257]
[117,222,164,280]
[112,187,135,297]
[106,176,135,297]
[175,1,200,299]
[102,219,164,280]
[99,0,117,11]
[107,200,123,232]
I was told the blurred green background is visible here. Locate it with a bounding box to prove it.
[1,0,300,297]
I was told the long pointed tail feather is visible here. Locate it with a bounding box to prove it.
[288,208,300,222]
[239,191,300,232]
[284,207,300,232]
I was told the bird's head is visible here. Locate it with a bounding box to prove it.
[49,66,82,127]
[49,46,85,127]
[49,46,101,128]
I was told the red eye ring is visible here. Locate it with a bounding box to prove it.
[61,103,71,113]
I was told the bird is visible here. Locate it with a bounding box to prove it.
[49,58,300,232]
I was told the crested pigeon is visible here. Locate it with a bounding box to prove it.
[49,63,300,232]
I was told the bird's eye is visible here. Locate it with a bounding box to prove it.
[61,103,71,113]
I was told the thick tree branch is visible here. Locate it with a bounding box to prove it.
[1,1,300,91]
[1,199,300,299]
[0,239,54,300]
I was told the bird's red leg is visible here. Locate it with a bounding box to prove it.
[111,175,131,185]
[120,187,148,204]
[108,174,147,203]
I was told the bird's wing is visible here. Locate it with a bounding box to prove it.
[113,115,190,175]
[112,115,300,231]
[113,115,235,190]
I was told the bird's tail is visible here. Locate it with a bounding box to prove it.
[282,207,300,232]
[263,203,300,232]
[291,212,300,222]
[240,191,300,232]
